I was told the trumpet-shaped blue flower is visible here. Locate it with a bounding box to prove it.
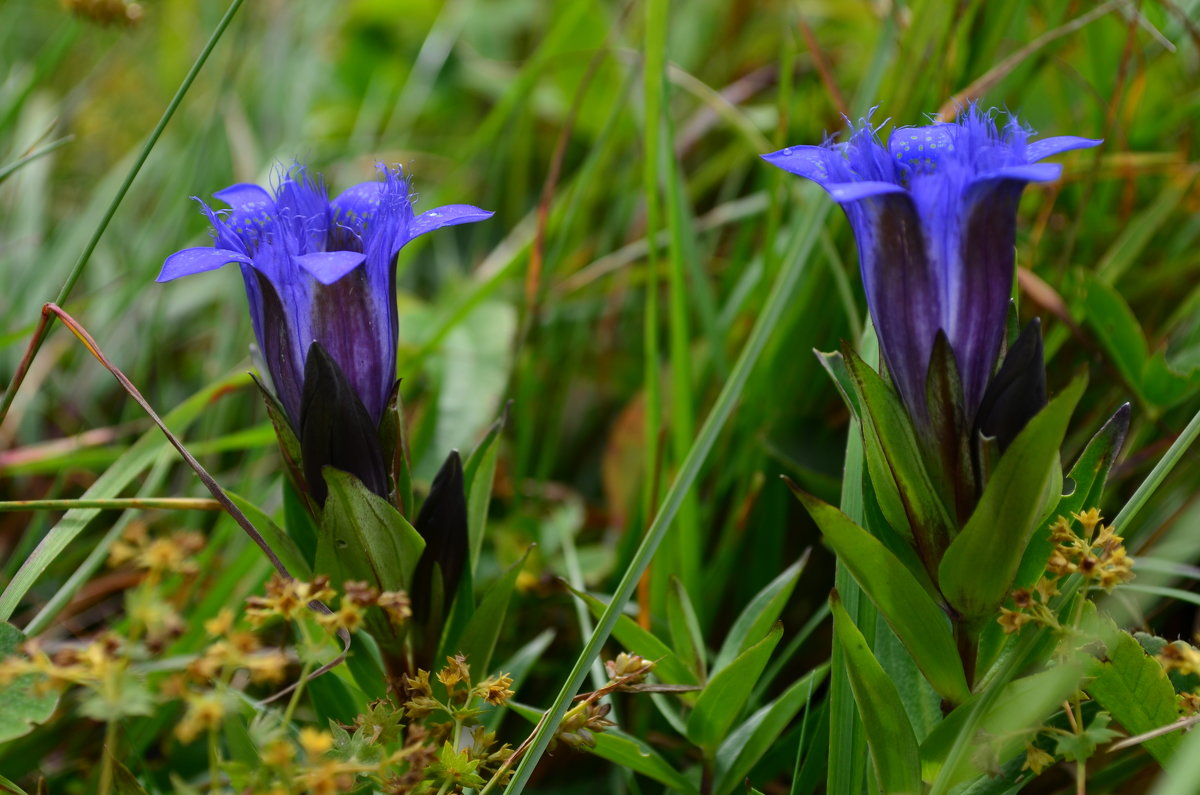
[764,107,1099,430]
[158,164,493,430]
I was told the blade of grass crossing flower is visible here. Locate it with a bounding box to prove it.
[500,186,831,795]
[0,372,247,622]
[829,591,922,795]
[0,0,245,426]
[640,0,667,620]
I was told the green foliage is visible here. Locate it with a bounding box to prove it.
[0,623,57,743]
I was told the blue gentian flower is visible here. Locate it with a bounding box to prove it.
[763,107,1100,430]
[158,164,493,431]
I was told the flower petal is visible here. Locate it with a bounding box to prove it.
[213,183,273,211]
[827,181,908,203]
[331,181,384,223]
[293,250,367,285]
[1024,136,1103,163]
[853,191,942,424]
[409,205,494,239]
[157,247,249,282]
[761,145,839,185]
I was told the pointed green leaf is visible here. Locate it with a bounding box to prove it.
[790,486,969,705]
[939,377,1085,618]
[830,593,921,795]
[687,623,782,752]
[712,553,807,674]
[315,468,425,652]
[591,729,701,794]
[714,664,829,795]
[843,346,955,553]
[667,575,707,681]
[445,550,529,676]
[1015,403,1130,591]
[464,407,507,577]
[226,491,311,581]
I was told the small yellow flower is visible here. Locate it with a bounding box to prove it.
[176,692,226,743]
[298,727,334,757]
[1022,743,1056,775]
[437,655,471,689]
[203,608,235,637]
[475,673,515,706]
[377,590,412,625]
[998,608,1032,634]
[262,738,295,768]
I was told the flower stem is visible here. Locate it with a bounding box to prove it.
[98,719,117,795]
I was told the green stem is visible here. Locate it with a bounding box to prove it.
[98,719,118,795]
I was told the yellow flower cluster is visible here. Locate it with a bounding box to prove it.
[999,509,1134,635]
[245,575,411,635]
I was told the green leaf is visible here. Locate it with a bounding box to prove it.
[714,664,829,795]
[445,549,529,676]
[712,553,806,675]
[1014,403,1130,592]
[667,575,707,681]
[1087,630,1181,764]
[0,622,58,743]
[315,468,426,652]
[829,592,921,795]
[687,623,782,752]
[316,468,425,591]
[590,729,700,794]
[573,588,698,687]
[939,377,1085,619]
[921,658,1095,787]
[1053,711,1121,762]
[463,407,507,577]
[789,486,969,705]
[108,749,149,794]
[1082,278,1199,410]
[842,346,956,557]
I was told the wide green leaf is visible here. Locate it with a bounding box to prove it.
[830,593,921,795]
[922,658,1095,789]
[686,623,782,752]
[1087,629,1181,764]
[592,729,700,794]
[315,468,426,652]
[714,664,829,795]
[790,487,969,705]
[712,553,806,675]
[843,346,956,555]
[0,622,58,743]
[939,377,1085,619]
[1014,403,1130,591]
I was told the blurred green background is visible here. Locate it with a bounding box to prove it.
[2,0,1200,791]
